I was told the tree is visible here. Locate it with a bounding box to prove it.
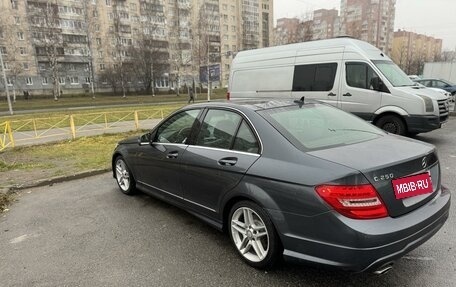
[0,24,22,102]
[110,0,135,98]
[193,1,221,100]
[29,0,65,101]
[168,0,193,97]
[129,3,169,95]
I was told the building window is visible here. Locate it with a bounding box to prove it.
[6,77,13,86]
[42,77,49,85]
[11,0,18,10]
[14,16,20,25]
[26,77,33,86]
[70,77,79,85]
[96,38,101,45]
[2,61,9,70]
[0,46,6,55]
[59,77,66,85]
[98,51,103,58]
[17,32,24,40]
[85,77,91,84]
[19,47,27,55]
[99,64,105,71]
[23,62,29,70]
[106,0,111,6]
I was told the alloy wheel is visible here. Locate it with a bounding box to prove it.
[231,207,270,262]
[115,159,130,192]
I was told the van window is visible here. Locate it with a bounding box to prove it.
[292,63,337,92]
[346,62,380,90]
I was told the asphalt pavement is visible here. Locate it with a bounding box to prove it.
[1,118,455,287]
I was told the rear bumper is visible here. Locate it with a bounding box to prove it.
[406,115,447,133]
[268,188,451,272]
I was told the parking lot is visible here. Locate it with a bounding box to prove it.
[0,118,455,287]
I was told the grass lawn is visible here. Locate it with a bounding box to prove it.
[0,131,144,192]
[1,88,227,116]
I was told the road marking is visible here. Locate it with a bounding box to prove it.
[10,234,28,244]
[403,256,435,261]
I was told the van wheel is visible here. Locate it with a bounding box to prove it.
[376,115,406,135]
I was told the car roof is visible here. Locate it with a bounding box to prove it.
[185,99,320,112]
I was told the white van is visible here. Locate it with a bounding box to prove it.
[228,38,450,135]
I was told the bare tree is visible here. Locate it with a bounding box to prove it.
[168,0,193,96]
[83,0,97,98]
[129,4,169,96]
[0,23,23,102]
[110,0,133,98]
[298,20,314,42]
[193,1,220,100]
[29,0,64,101]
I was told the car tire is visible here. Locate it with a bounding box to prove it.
[376,115,407,135]
[228,201,282,269]
[114,156,136,195]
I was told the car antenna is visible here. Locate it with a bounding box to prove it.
[294,96,305,108]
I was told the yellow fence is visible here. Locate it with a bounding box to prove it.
[0,108,176,151]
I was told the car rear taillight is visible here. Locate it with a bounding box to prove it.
[315,184,388,219]
[226,91,230,100]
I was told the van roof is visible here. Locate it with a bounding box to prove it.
[234,38,391,62]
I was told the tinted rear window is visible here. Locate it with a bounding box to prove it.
[258,104,384,151]
[292,63,337,92]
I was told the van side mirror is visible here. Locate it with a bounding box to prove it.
[371,77,388,93]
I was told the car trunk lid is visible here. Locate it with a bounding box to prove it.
[308,135,440,217]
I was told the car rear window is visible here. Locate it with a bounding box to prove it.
[258,104,385,151]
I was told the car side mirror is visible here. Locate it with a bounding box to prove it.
[138,132,154,145]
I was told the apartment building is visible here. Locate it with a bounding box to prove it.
[340,0,395,54]
[0,0,273,95]
[392,30,443,75]
[218,0,273,85]
[312,9,340,40]
[274,18,300,45]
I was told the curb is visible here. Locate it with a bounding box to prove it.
[1,168,111,194]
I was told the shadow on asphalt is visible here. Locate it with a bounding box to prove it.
[124,189,414,287]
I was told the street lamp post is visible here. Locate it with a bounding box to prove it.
[0,50,13,115]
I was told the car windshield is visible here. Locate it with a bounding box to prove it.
[258,104,385,151]
[372,60,415,87]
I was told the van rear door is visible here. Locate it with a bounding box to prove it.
[291,47,344,107]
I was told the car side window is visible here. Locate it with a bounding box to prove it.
[232,120,259,154]
[346,62,380,90]
[433,81,446,88]
[196,110,242,150]
[155,109,200,144]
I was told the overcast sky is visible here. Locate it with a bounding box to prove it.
[275,0,456,50]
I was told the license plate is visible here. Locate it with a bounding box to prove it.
[392,173,433,200]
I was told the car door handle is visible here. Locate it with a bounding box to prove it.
[343,92,352,97]
[328,92,336,97]
[218,157,238,166]
[167,151,179,159]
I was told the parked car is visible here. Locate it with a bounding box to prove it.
[408,75,421,81]
[112,99,450,273]
[414,78,456,102]
[228,38,450,136]
[414,82,454,102]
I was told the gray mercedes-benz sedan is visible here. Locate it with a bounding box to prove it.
[112,99,450,273]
